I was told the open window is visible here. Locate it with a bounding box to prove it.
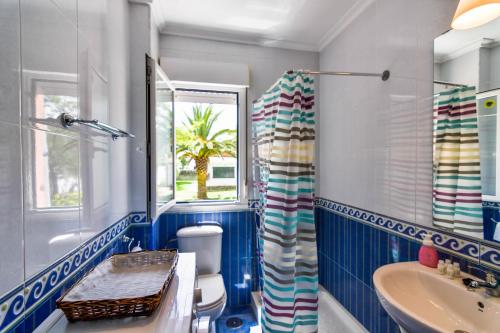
[147,57,247,220]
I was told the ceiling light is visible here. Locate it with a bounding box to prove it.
[451,0,500,29]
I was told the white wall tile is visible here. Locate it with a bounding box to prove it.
[20,0,78,132]
[22,128,81,278]
[375,0,418,79]
[318,0,457,226]
[0,0,21,127]
[78,0,108,81]
[80,139,111,242]
[0,123,24,295]
[4,0,133,287]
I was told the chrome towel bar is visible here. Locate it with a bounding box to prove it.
[60,113,135,140]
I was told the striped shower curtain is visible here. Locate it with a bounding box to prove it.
[433,86,483,239]
[252,71,318,333]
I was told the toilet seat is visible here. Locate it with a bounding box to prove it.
[197,274,226,312]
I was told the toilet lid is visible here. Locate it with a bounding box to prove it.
[197,274,226,310]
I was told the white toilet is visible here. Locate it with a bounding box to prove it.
[177,225,227,331]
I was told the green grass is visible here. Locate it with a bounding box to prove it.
[175,180,237,201]
[176,180,194,191]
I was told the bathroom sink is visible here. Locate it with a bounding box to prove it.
[373,261,500,333]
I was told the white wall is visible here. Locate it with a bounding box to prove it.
[491,45,500,89]
[436,49,479,88]
[159,35,319,103]
[435,44,500,93]
[318,0,458,226]
[128,2,165,213]
[128,2,154,212]
[0,0,131,295]
[159,35,320,197]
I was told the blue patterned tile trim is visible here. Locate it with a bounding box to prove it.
[315,198,417,240]
[130,212,147,224]
[0,212,144,333]
[315,197,499,270]
[248,199,260,209]
[482,200,500,208]
[480,243,500,270]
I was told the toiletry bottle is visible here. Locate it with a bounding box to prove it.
[418,234,439,268]
[446,263,455,279]
[437,260,446,274]
[452,262,461,278]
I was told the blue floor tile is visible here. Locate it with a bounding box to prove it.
[215,306,259,333]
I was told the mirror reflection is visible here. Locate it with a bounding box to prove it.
[433,15,500,243]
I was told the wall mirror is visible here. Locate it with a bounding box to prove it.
[433,15,500,243]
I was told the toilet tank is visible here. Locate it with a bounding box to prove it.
[176,225,223,274]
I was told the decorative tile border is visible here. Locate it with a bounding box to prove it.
[480,243,500,270]
[315,198,417,240]
[248,199,260,209]
[130,211,147,224]
[482,200,500,209]
[315,197,499,271]
[0,212,144,333]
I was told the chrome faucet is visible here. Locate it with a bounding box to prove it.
[463,266,500,297]
[121,235,135,253]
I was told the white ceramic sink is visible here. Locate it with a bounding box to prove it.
[373,261,500,333]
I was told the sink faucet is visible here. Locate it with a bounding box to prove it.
[463,266,500,297]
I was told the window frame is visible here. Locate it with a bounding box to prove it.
[171,82,248,207]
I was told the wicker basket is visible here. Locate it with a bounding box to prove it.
[57,249,178,322]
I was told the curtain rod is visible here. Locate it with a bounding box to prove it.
[433,80,467,87]
[290,69,390,81]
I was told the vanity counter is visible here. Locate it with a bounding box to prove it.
[35,253,196,333]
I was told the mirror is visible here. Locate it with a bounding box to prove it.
[433,16,500,243]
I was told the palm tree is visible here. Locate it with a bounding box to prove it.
[176,105,236,199]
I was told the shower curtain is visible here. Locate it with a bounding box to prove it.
[433,86,483,239]
[252,71,318,333]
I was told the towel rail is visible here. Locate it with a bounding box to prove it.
[60,113,134,140]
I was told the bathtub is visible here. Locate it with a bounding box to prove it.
[251,285,367,332]
[318,285,367,333]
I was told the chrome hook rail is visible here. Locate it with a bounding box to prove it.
[60,113,135,140]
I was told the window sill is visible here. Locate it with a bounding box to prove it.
[168,200,250,213]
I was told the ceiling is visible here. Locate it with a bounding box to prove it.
[151,0,374,52]
[434,16,500,62]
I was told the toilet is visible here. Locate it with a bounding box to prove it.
[176,225,226,331]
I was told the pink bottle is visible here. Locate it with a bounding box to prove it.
[419,234,439,268]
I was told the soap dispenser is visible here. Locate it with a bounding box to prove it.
[418,234,439,268]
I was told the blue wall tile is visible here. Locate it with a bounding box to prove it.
[315,202,500,333]
[482,204,500,242]
[156,209,258,307]
[316,207,415,333]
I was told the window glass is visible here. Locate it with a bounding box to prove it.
[174,89,238,201]
[155,76,174,206]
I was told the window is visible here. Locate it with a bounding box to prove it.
[213,166,235,179]
[477,88,500,200]
[173,85,245,203]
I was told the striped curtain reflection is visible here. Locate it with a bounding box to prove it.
[252,71,318,332]
[433,86,483,239]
